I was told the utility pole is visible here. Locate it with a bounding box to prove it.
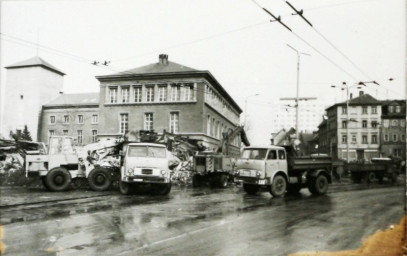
[283,44,311,139]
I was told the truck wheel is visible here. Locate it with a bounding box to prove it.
[45,167,71,192]
[309,175,329,195]
[119,181,134,195]
[270,175,287,197]
[192,174,202,188]
[154,183,172,195]
[219,174,228,188]
[390,172,399,183]
[88,168,112,191]
[243,183,259,195]
[367,172,376,183]
[286,183,302,194]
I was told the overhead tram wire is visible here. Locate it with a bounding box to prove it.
[249,0,360,81]
[284,1,373,80]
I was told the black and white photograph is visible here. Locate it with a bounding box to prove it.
[0,0,405,255]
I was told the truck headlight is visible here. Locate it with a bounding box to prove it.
[161,170,167,176]
[256,171,261,177]
[127,168,134,176]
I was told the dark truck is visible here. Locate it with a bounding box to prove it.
[235,145,340,197]
[346,157,403,183]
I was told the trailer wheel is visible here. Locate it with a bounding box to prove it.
[119,181,134,195]
[270,175,287,197]
[45,167,71,192]
[192,174,203,188]
[88,168,112,191]
[243,183,259,195]
[367,172,376,183]
[309,175,329,195]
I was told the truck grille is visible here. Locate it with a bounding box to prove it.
[142,169,153,175]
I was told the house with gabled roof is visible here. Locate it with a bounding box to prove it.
[94,54,242,154]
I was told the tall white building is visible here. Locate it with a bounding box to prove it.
[269,99,332,134]
[2,57,65,140]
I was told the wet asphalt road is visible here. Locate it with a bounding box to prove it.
[0,182,404,256]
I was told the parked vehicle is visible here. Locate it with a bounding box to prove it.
[191,126,250,188]
[346,157,403,183]
[235,145,337,197]
[119,142,172,195]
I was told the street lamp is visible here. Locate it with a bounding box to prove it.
[331,82,363,163]
[244,93,259,126]
[287,44,310,138]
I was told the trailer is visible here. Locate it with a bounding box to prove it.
[235,145,338,197]
[346,157,402,183]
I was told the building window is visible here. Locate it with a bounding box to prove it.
[396,105,401,113]
[146,86,154,102]
[120,114,128,134]
[78,115,84,124]
[144,113,153,130]
[158,85,167,102]
[122,87,130,103]
[371,121,378,128]
[134,86,142,102]
[362,135,368,144]
[211,118,215,136]
[171,85,181,101]
[49,130,55,137]
[371,134,377,144]
[63,115,69,124]
[207,115,211,135]
[388,105,394,113]
[401,134,405,141]
[92,114,98,124]
[63,130,68,136]
[372,106,377,114]
[384,133,389,142]
[392,120,398,126]
[49,116,56,124]
[109,87,118,103]
[184,83,194,101]
[351,134,357,143]
[362,120,367,128]
[401,120,406,127]
[383,119,389,128]
[362,106,367,114]
[392,134,398,142]
[342,121,347,128]
[169,112,179,133]
[77,130,83,145]
[342,135,347,144]
[91,130,98,143]
[342,107,347,114]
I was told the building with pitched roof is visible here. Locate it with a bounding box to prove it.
[39,93,100,145]
[319,92,382,161]
[95,54,242,154]
[2,56,65,140]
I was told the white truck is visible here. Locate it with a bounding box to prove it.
[119,142,172,195]
[235,145,335,197]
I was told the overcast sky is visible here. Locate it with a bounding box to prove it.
[1,0,405,144]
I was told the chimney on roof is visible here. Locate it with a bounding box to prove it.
[359,91,364,96]
[159,54,168,65]
[350,93,353,99]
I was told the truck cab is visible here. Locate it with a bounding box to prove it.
[235,146,289,197]
[119,142,171,195]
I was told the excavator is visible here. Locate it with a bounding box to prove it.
[192,125,250,188]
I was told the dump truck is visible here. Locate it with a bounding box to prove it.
[235,145,338,197]
[346,157,403,183]
[191,126,250,188]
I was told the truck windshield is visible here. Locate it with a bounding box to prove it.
[128,146,166,158]
[241,149,268,160]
